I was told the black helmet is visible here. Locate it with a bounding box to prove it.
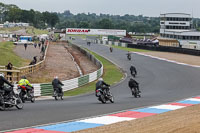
[21,76,26,79]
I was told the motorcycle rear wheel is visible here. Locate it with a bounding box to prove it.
[100,95,106,104]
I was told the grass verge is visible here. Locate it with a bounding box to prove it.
[0,42,29,67]
[26,27,48,35]
[64,49,124,96]
[112,45,150,52]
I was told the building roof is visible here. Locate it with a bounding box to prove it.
[160,13,191,18]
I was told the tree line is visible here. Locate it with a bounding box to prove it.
[0,2,59,29]
[56,10,160,33]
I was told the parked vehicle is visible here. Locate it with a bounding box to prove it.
[17,85,35,103]
[96,87,114,104]
[0,86,23,110]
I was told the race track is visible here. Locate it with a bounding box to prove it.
[1,37,200,131]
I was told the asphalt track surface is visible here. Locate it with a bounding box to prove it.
[1,37,200,131]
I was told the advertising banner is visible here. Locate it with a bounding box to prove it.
[66,28,126,36]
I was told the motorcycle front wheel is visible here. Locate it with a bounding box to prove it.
[15,96,24,109]
[31,97,35,103]
[109,95,114,103]
[60,92,63,100]
[0,96,5,111]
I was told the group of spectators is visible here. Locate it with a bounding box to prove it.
[3,39,49,82]
[26,39,48,66]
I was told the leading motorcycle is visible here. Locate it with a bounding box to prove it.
[0,86,23,111]
[96,87,114,104]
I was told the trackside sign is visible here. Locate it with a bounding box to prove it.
[66,28,126,36]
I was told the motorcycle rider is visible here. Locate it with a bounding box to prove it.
[52,76,64,95]
[126,51,131,60]
[0,73,14,94]
[18,76,33,94]
[130,65,137,77]
[128,78,140,94]
[95,78,110,96]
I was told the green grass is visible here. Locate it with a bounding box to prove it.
[112,45,150,52]
[0,27,21,32]
[64,49,124,96]
[0,42,29,67]
[26,27,48,35]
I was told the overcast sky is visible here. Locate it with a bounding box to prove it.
[0,0,199,17]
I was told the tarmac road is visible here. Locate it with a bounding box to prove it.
[1,37,200,131]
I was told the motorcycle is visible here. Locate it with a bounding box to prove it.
[96,87,114,104]
[17,85,35,103]
[0,86,23,111]
[53,88,63,100]
[131,85,141,98]
[127,54,131,60]
[131,71,137,77]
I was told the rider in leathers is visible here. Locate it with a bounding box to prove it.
[130,65,137,76]
[0,73,14,93]
[52,76,64,94]
[96,78,110,96]
[128,78,140,93]
[18,76,33,92]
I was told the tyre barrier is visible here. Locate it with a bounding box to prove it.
[14,42,103,96]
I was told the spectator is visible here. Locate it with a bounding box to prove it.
[41,45,45,55]
[34,42,37,48]
[5,62,13,81]
[38,43,41,49]
[33,56,37,64]
[24,43,28,50]
[29,56,37,65]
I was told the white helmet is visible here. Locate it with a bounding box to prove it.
[98,78,103,81]
[0,73,4,77]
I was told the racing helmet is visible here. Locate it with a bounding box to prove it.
[98,78,103,81]
[0,73,4,77]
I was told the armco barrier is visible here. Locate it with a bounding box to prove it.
[17,41,103,96]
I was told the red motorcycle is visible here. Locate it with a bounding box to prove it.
[17,85,35,103]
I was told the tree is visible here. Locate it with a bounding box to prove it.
[98,19,113,29]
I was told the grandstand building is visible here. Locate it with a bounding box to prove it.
[159,13,200,49]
